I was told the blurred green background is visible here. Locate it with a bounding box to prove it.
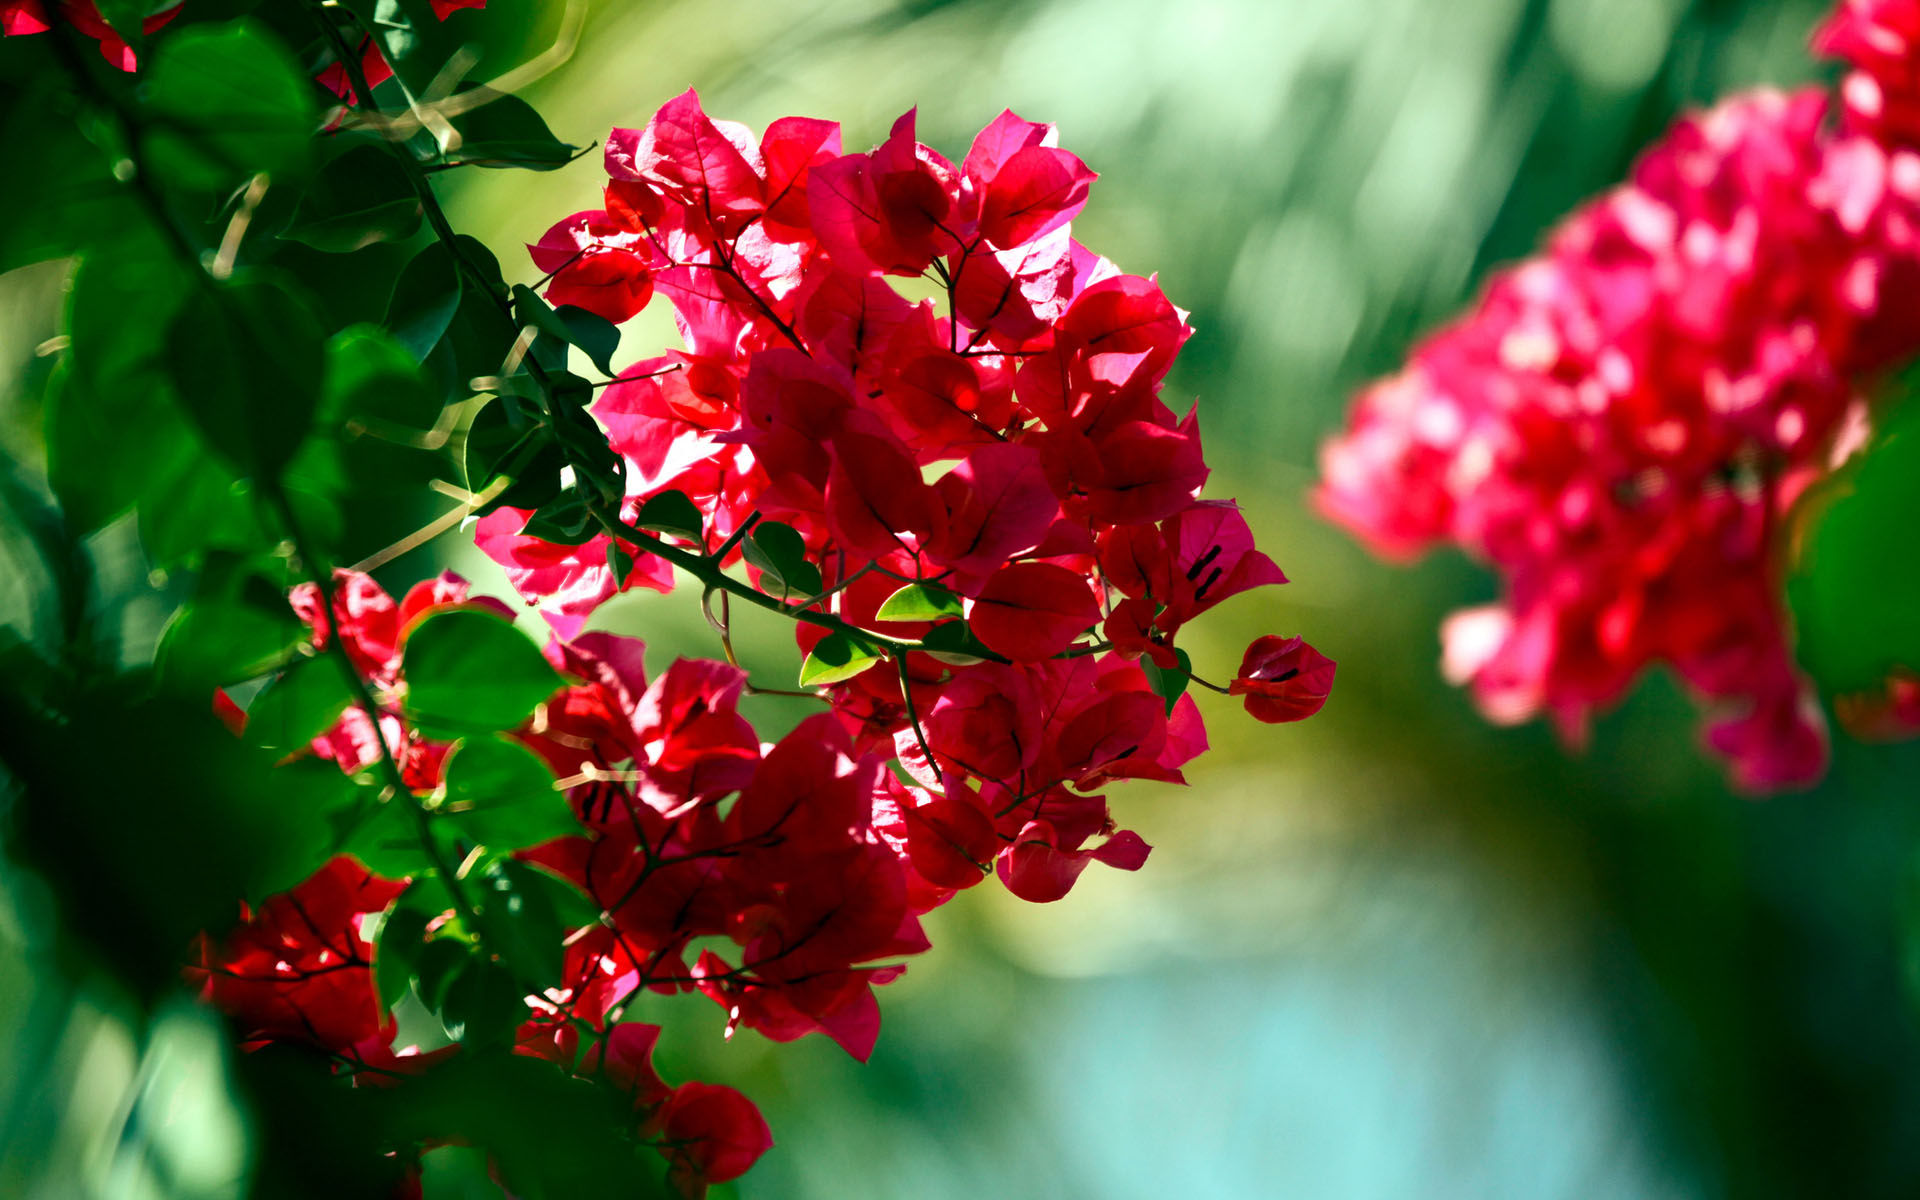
[11,0,1920,1195]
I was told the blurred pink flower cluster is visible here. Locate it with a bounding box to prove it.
[1319,0,1920,791]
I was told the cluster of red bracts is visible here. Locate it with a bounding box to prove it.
[192,95,1333,1191]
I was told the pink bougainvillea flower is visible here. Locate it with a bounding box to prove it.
[1318,69,1920,788]
[967,561,1101,661]
[1230,635,1337,724]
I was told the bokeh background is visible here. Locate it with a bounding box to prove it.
[10,0,1920,1195]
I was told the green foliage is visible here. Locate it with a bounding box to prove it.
[142,22,316,191]
[743,518,823,599]
[799,630,884,686]
[402,608,564,736]
[512,283,621,375]
[439,734,576,849]
[154,555,305,689]
[633,488,705,540]
[442,87,587,171]
[1141,647,1193,716]
[877,581,965,621]
[169,275,326,477]
[283,142,423,253]
[1791,393,1920,693]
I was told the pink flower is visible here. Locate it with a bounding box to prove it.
[1320,83,1920,789]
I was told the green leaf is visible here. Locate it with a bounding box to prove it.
[472,858,589,989]
[0,84,133,272]
[154,559,305,689]
[250,758,371,900]
[607,542,635,583]
[374,886,436,1014]
[339,799,439,878]
[462,397,565,514]
[402,609,564,737]
[439,735,576,850]
[244,654,359,752]
[414,936,473,1013]
[876,581,964,622]
[442,88,587,171]
[633,489,703,541]
[167,274,326,478]
[136,454,275,569]
[798,631,883,687]
[282,142,422,253]
[1790,393,1920,692]
[1141,646,1194,716]
[385,241,464,361]
[518,491,598,545]
[510,284,620,377]
[439,957,523,1047]
[320,325,442,430]
[919,619,992,666]
[548,390,625,504]
[50,246,198,532]
[743,520,822,599]
[513,861,601,931]
[141,21,316,192]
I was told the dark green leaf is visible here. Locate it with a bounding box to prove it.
[50,247,198,532]
[374,887,436,1014]
[154,558,305,689]
[633,489,703,541]
[607,542,635,583]
[282,142,422,252]
[877,581,964,622]
[443,88,587,171]
[798,630,883,687]
[462,397,565,514]
[142,21,316,192]
[472,858,589,989]
[414,936,473,1013]
[320,325,442,430]
[385,241,464,361]
[743,519,822,599]
[0,84,133,272]
[168,274,325,478]
[1141,646,1194,716]
[402,609,564,736]
[251,758,371,899]
[1790,395,1920,692]
[519,490,597,545]
[439,735,576,850]
[439,957,522,1047]
[339,799,438,878]
[244,653,359,752]
[136,454,275,569]
[510,284,620,376]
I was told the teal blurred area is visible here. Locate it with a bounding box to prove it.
[11,0,1920,1196]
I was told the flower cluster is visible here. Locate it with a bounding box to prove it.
[195,96,1332,1190]
[496,94,1330,762]
[1319,6,1920,790]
